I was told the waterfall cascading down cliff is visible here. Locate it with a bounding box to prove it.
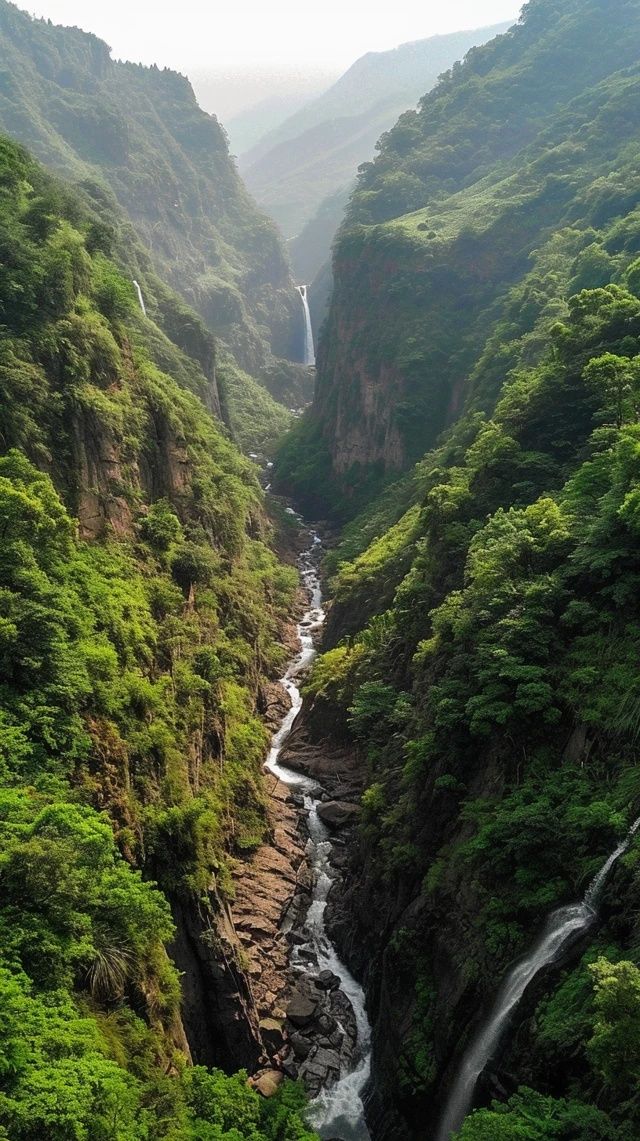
[436,816,640,1141]
[132,279,146,316]
[299,285,315,367]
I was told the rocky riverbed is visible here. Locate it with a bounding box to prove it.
[230,755,360,1096]
[230,528,370,1129]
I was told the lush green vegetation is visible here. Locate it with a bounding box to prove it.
[217,355,293,455]
[0,133,312,1139]
[9,0,640,1136]
[308,285,640,1133]
[307,270,640,1134]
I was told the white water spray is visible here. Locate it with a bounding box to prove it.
[132,279,146,316]
[298,285,315,367]
[436,816,640,1141]
[265,525,371,1141]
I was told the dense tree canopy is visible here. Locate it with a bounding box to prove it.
[0,134,307,1140]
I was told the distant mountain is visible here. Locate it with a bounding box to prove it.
[227,91,322,155]
[226,83,338,156]
[190,65,339,156]
[241,23,512,239]
[0,0,300,373]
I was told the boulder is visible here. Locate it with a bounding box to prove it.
[317,801,361,829]
[281,1054,299,1080]
[252,1070,284,1097]
[259,1017,284,1049]
[299,1045,341,1092]
[290,1031,313,1059]
[317,970,341,992]
[316,1013,338,1035]
[286,993,317,1028]
[296,948,318,966]
[312,1046,341,1072]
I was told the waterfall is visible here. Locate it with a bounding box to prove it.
[298,285,315,367]
[132,279,146,316]
[436,815,640,1141]
[265,525,372,1141]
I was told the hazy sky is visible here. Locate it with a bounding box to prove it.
[27,0,522,71]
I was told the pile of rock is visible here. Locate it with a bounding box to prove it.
[278,970,358,1096]
[231,777,311,1040]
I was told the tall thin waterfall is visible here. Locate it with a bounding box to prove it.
[299,284,315,367]
[132,280,146,317]
[436,816,640,1141]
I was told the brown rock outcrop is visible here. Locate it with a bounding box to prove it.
[251,1069,285,1097]
[230,752,310,1055]
[279,720,363,802]
[168,889,265,1072]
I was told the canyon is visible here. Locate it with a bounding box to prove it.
[2,1,640,1140]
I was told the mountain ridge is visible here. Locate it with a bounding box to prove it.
[241,22,513,240]
[274,1,640,1137]
[0,129,317,1140]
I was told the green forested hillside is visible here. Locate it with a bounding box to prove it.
[0,133,313,1140]
[0,0,297,451]
[277,0,640,517]
[0,0,300,375]
[307,254,640,1141]
[275,0,640,1136]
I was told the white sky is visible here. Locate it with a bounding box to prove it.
[26,0,523,71]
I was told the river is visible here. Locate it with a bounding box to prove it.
[265,524,372,1141]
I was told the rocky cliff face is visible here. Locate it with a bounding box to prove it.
[71,404,204,540]
[67,378,296,1080]
[313,232,463,486]
[169,892,265,1072]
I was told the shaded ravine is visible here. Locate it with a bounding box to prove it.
[436,816,640,1141]
[266,525,372,1141]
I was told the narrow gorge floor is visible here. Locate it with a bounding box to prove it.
[232,527,372,1141]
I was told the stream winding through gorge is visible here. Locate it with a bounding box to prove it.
[266,523,372,1141]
